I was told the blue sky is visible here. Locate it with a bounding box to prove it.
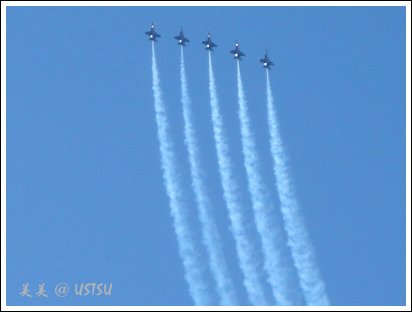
[6,6,406,306]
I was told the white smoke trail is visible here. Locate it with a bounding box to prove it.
[208,52,267,306]
[151,42,211,305]
[180,48,238,306]
[265,71,329,306]
[236,62,297,305]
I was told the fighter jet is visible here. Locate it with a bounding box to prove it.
[145,22,161,41]
[259,50,274,69]
[174,27,190,46]
[230,41,245,60]
[202,32,217,51]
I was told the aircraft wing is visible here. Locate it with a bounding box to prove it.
[145,31,151,35]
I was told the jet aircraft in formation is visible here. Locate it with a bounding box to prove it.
[202,32,218,51]
[230,41,245,60]
[259,49,274,70]
[145,22,161,41]
[174,27,190,46]
[146,23,274,69]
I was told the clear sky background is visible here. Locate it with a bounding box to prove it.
[7,6,406,306]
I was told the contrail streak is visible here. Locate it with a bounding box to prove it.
[236,62,298,305]
[180,48,238,306]
[151,42,211,305]
[265,71,329,306]
[208,52,267,306]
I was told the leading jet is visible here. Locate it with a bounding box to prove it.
[145,22,161,41]
[202,32,217,51]
[174,27,190,46]
[259,50,274,69]
[230,41,245,60]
